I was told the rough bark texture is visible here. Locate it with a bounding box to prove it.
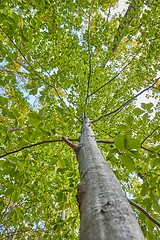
[76,115,144,240]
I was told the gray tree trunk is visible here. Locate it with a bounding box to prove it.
[76,115,144,240]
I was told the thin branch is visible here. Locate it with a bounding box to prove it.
[96,139,114,144]
[112,0,144,53]
[92,77,160,124]
[62,137,80,152]
[94,139,159,156]
[128,199,160,228]
[0,147,7,154]
[21,43,68,97]
[141,126,160,145]
[141,146,160,156]
[92,124,114,138]
[7,126,32,132]
[112,1,137,53]
[0,62,29,83]
[0,139,79,158]
[0,27,63,99]
[1,27,75,116]
[74,114,83,123]
[89,45,142,97]
[16,59,28,70]
[107,5,111,22]
[1,28,51,86]
[85,2,94,107]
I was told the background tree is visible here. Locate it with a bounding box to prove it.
[0,0,160,239]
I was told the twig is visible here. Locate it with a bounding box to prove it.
[141,146,160,156]
[16,59,28,70]
[89,45,142,97]
[92,124,114,138]
[96,139,114,144]
[141,126,160,145]
[92,77,160,124]
[0,147,7,154]
[74,114,83,123]
[128,199,160,228]
[7,126,31,132]
[107,5,111,22]
[0,139,79,158]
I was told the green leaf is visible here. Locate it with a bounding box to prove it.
[115,135,125,152]
[29,88,38,95]
[16,161,25,171]
[28,112,41,125]
[2,108,16,119]
[133,108,144,116]
[120,155,135,172]
[0,96,8,104]
[141,102,153,110]
[125,136,141,150]
[118,124,129,131]
[12,213,16,224]
[0,124,7,133]
[142,113,149,121]
[5,187,15,196]
[126,116,134,126]
[11,188,21,202]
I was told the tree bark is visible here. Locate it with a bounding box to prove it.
[76,115,144,240]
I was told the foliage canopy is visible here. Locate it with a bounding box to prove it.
[0,0,160,239]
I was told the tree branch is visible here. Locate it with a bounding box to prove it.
[96,139,114,144]
[92,77,160,124]
[95,139,160,156]
[107,5,111,22]
[16,59,28,70]
[112,0,144,53]
[0,139,79,158]
[141,126,160,145]
[89,45,142,97]
[0,27,64,101]
[1,27,75,116]
[85,2,94,107]
[62,137,81,153]
[128,199,160,228]
[7,126,31,132]
[141,146,160,156]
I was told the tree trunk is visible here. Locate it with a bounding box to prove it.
[76,115,144,240]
